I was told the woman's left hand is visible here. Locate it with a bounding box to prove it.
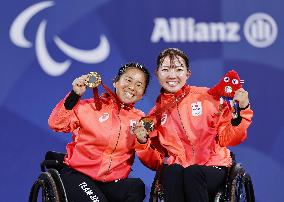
[133,122,148,144]
[233,88,250,108]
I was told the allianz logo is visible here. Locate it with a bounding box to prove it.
[151,13,278,48]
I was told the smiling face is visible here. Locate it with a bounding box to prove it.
[114,68,147,104]
[156,55,190,93]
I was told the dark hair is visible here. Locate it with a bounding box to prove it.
[156,48,189,70]
[114,62,150,94]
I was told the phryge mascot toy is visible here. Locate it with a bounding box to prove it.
[208,70,244,117]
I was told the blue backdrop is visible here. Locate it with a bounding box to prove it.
[1,0,283,201]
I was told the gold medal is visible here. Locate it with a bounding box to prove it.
[140,117,154,133]
[85,72,102,88]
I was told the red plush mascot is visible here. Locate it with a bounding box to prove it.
[208,70,244,114]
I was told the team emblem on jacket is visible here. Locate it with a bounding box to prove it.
[99,113,109,122]
[161,114,167,125]
[191,101,202,116]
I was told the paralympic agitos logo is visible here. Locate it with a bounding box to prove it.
[9,1,110,76]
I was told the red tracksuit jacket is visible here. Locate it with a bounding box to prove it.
[136,85,253,170]
[48,93,144,182]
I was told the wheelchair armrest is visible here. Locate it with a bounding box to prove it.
[45,151,65,161]
[40,151,66,172]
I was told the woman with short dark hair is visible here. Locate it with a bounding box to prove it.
[48,62,150,202]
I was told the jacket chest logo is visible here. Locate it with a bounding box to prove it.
[191,101,202,116]
[99,113,109,122]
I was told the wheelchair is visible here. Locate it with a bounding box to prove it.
[149,152,255,202]
[30,152,254,202]
[29,151,68,202]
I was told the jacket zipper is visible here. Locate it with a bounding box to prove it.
[104,111,122,181]
[176,103,195,164]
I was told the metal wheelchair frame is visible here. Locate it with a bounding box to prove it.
[29,151,68,202]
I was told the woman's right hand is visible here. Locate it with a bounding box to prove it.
[72,74,89,96]
[134,122,149,144]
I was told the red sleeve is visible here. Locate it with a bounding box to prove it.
[217,108,253,146]
[135,131,164,171]
[48,93,80,133]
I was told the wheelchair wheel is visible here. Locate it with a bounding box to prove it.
[29,171,63,202]
[149,168,166,202]
[48,169,68,202]
[29,177,43,202]
[229,164,255,202]
[243,174,255,202]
